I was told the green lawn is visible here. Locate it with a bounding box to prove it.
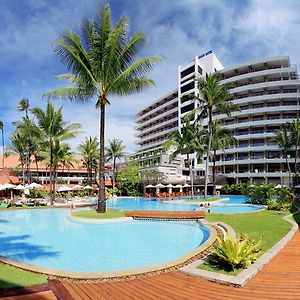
[197,210,294,274]
[72,209,125,219]
[185,197,221,203]
[0,263,47,290]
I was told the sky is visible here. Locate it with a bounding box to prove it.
[0,0,300,154]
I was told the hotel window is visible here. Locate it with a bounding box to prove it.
[180,103,194,114]
[180,66,194,78]
[180,82,194,94]
[198,66,203,75]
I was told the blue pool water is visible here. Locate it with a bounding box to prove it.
[104,195,261,213]
[0,209,209,272]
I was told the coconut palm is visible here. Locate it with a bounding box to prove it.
[78,137,99,186]
[31,101,81,204]
[290,119,300,174]
[44,3,160,212]
[210,121,237,195]
[272,126,293,186]
[0,120,4,168]
[192,73,238,198]
[17,98,30,119]
[105,138,125,192]
[7,131,27,184]
[164,120,205,197]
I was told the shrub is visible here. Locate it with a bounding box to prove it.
[213,233,262,270]
[246,184,275,205]
[221,183,249,195]
[29,190,49,199]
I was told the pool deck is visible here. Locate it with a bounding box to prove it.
[125,210,205,219]
[2,227,300,300]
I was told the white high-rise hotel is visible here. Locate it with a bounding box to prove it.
[131,52,299,186]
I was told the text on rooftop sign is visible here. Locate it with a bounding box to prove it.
[198,50,213,59]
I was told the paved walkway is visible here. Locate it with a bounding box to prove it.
[2,230,300,300]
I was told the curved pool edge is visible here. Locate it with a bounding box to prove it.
[68,214,133,224]
[0,224,217,280]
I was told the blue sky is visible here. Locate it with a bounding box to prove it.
[0,0,300,153]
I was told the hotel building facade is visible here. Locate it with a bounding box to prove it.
[132,52,299,186]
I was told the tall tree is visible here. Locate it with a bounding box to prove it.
[44,3,160,213]
[31,102,81,204]
[164,120,204,197]
[210,121,237,195]
[290,118,300,174]
[193,73,238,198]
[0,120,4,168]
[17,98,30,119]
[78,137,99,186]
[105,138,125,192]
[272,126,293,186]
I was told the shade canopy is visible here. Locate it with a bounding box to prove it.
[145,184,154,188]
[275,184,282,189]
[26,182,43,189]
[183,184,190,187]
[0,184,6,191]
[72,184,84,191]
[155,183,165,188]
[174,184,183,188]
[57,185,73,192]
[14,184,26,190]
[83,185,94,190]
[2,183,16,189]
[165,184,174,188]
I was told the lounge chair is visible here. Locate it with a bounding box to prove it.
[37,199,48,206]
[0,202,11,208]
[14,200,23,207]
[26,199,35,207]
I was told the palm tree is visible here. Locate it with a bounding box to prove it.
[192,73,238,198]
[7,131,27,184]
[272,126,293,186]
[44,3,160,212]
[0,120,4,168]
[164,120,204,197]
[105,138,125,192]
[290,119,300,174]
[210,121,237,195]
[78,137,99,186]
[17,98,30,119]
[31,102,81,204]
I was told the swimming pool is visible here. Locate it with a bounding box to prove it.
[104,195,262,213]
[0,209,209,273]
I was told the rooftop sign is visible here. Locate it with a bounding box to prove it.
[198,50,212,59]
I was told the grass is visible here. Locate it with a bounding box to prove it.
[199,260,241,276]
[72,209,125,219]
[185,197,221,203]
[0,263,47,290]
[197,210,293,275]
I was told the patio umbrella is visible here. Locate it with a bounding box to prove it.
[155,183,165,188]
[26,182,43,189]
[83,185,94,190]
[0,184,6,191]
[72,184,84,191]
[57,185,73,192]
[275,184,282,189]
[183,183,191,187]
[3,183,16,189]
[145,184,154,188]
[14,184,26,190]
[165,184,174,194]
[174,184,183,192]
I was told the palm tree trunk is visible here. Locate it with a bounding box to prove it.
[1,128,4,169]
[34,155,39,182]
[49,143,54,205]
[187,153,194,198]
[112,157,116,192]
[212,150,216,196]
[97,100,106,213]
[204,113,213,199]
[286,152,292,186]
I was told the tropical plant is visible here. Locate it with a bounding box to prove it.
[139,169,166,185]
[17,98,30,119]
[272,126,293,186]
[192,73,238,198]
[220,183,250,195]
[164,120,205,197]
[213,233,262,270]
[105,138,125,192]
[0,120,4,168]
[7,131,27,184]
[44,3,160,212]
[246,184,275,205]
[78,137,99,186]
[210,121,237,195]
[30,101,81,204]
[115,162,142,196]
[290,119,300,174]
